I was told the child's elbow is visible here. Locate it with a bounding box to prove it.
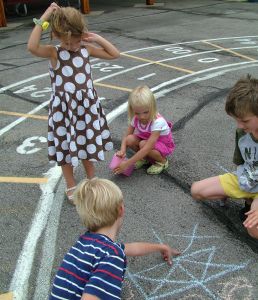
[113,51,120,59]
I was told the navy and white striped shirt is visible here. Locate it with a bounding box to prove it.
[49,232,127,299]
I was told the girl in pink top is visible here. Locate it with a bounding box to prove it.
[115,85,175,175]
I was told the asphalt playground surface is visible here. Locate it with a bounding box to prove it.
[1,0,258,299]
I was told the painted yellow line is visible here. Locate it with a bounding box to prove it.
[202,40,257,61]
[121,52,194,74]
[0,110,48,120]
[94,82,132,92]
[0,177,48,184]
[0,292,13,300]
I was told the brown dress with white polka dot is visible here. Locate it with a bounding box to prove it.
[48,45,113,167]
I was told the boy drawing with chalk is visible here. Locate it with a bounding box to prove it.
[191,75,258,240]
[49,178,180,299]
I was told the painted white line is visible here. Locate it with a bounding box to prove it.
[0,100,49,137]
[10,165,62,300]
[138,73,156,80]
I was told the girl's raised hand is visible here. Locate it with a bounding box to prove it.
[41,2,59,20]
[82,32,101,44]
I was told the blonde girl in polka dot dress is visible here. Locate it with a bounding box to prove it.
[28,3,119,202]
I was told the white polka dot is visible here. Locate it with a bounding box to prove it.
[53,97,61,107]
[71,156,79,166]
[72,56,83,68]
[72,115,77,124]
[102,129,110,139]
[87,79,93,89]
[105,142,113,151]
[86,129,94,139]
[68,109,73,119]
[76,91,82,101]
[100,117,105,127]
[75,73,86,84]
[55,60,60,70]
[93,120,100,130]
[90,104,98,115]
[48,146,56,155]
[76,121,86,130]
[56,151,64,161]
[53,111,63,122]
[49,117,53,127]
[98,150,104,160]
[71,100,77,110]
[54,137,59,147]
[77,105,85,116]
[65,118,70,127]
[67,132,71,143]
[64,82,75,92]
[60,50,70,60]
[70,141,76,151]
[65,154,71,163]
[77,135,86,145]
[61,140,69,150]
[95,135,102,145]
[84,99,89,108]
[87,144,96,154]
[56,75,63,86]
[78,149,87,159]
[85,114,91,124]
[62,102,66,112]
[71,126,75,136]
[85,63,91,74]
[56,126,66,136]
[48,132,54,142]
[81,48,88,57]
[62,66,73,77]
[65,93,70,101]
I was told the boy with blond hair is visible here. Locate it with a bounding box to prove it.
[191,74,258,240]
[49,178,180,300]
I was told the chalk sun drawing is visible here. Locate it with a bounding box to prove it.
[126,224,249,300]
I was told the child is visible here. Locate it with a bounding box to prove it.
[114,85,175,175]
[191,74,258,240]
[49,177,180,299]
[27,3,119,202]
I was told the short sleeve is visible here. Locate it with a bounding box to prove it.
[233,129,245,165]
[151,117,169,132]
[130,116,136,128]
[84,254,126,299]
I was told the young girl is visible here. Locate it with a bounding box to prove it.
[114,85,175,175]
[27,3,119,202]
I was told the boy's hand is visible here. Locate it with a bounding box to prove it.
[160,244,180,266]
[243,209,258,228]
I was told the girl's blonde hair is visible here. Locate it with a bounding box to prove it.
[74,178,123,232]
[128,85,157,121]
[50,7,87,40]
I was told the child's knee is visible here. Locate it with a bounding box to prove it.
[247,227,258,239]
[191,182,203,200]
[126,134,137,146]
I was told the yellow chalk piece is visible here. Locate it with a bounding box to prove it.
[94,82,132,92]
[0,110,48,120]
[121,53,194,74]
[0,177,48,184]
[0,292,13,300]
[202,40,257,61]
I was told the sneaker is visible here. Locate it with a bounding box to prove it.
[239,201,251,222]
[147,159,169,175]
[135,159,149,170]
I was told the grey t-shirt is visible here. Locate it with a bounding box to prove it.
[233,128,258,192]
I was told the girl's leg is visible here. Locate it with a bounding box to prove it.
[191,176,227,200]
[61,164,76,198]
[138,140,166,163]
[245,198,258,239]
[82,160,95,179]
[126,134,141,152]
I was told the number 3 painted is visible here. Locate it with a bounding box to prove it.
[17,136,47,154]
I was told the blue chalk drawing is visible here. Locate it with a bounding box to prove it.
[126,224,249,300]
